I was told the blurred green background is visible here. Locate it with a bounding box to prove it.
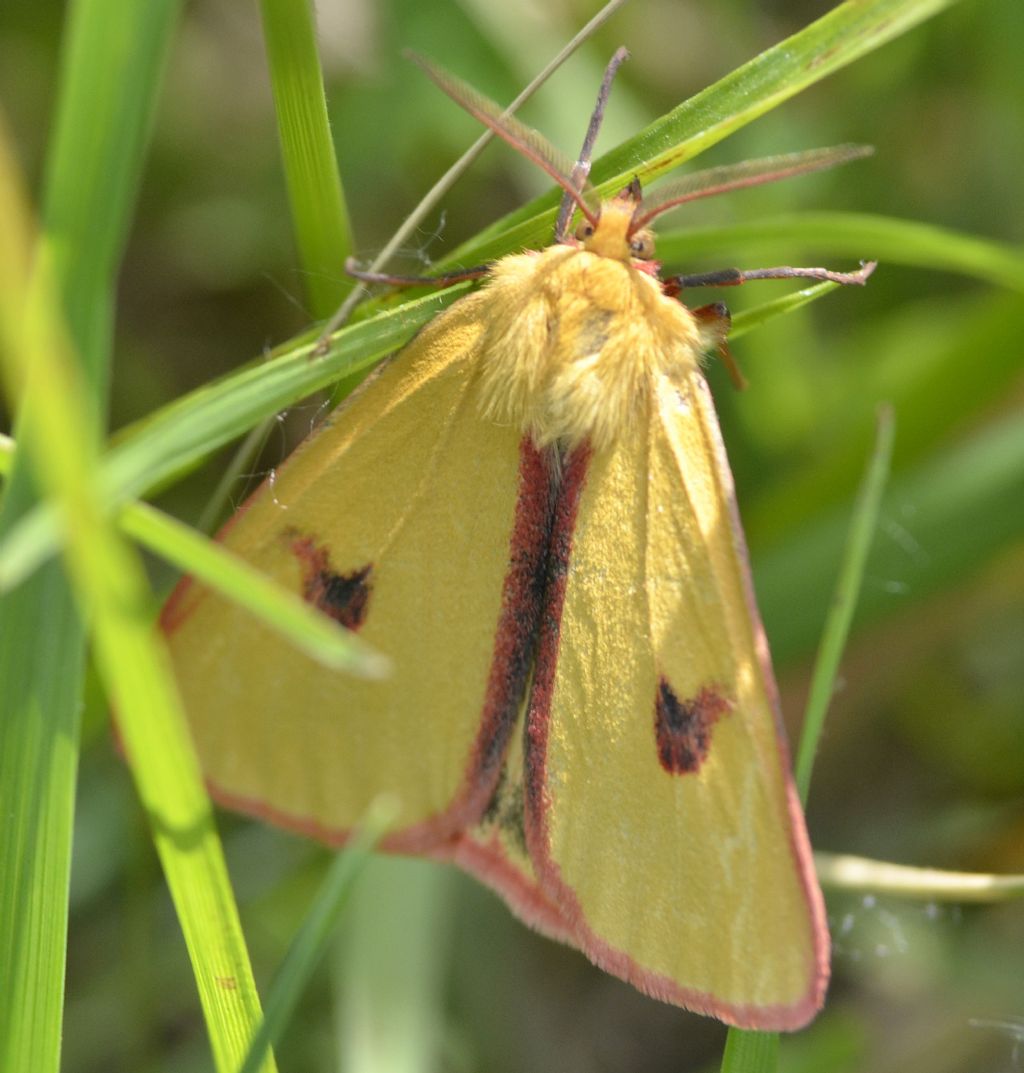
[2,0,1022,1071]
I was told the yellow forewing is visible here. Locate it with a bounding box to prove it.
[522,372,826,1029]
[163,293,541,846]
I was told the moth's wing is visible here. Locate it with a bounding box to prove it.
[524,373,829,1030]
[163,292,555,851]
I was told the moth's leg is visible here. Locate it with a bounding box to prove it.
[312,260,493,356]
[690,301,746,391]
[667,260,877,388]
[344,258,491,288]
[663,259,876,295]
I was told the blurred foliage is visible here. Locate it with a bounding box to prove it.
[1,0,1022,1071]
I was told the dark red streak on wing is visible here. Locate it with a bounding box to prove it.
[521,444,592,837]
[471,439,561,781]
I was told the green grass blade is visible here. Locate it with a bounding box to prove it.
[259,0,353,318]
[40,0,180,398]
[598,0,964,187]
[0,143,77,1073]
[0,2,180,1070]
[795,405,895,802]
[720,1027,780,1073]
[815,854,1024,901]
[720,410,893,1068]
[757,404,1024,665]
[729,282,843,340]
[0,133,277,1073]
[656,213,1024,293]
[336,859,454,1073]
[0,566,82,1073]
[238,802,396,1073]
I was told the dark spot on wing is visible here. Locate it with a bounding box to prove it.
[654,679,731,775]
[288,533,373,631]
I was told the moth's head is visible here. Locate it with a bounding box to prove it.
[574,178,656,264]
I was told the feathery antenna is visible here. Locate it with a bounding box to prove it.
[408,52,598,226]
[554,47,630,241]
[629,145,875,233]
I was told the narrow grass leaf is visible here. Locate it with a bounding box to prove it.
[795,405,895,802]
[259,0,353,317]
[720,1026,780,1073]
[0,125,277,1073]
[816,854,1024,901]
[729,282,840,341]
[337,859,455,1073]
[758,405,1024,665]
[0,2,180,1070]
[238,801,397,1073]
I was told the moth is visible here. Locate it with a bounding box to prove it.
[163,51,874,1029]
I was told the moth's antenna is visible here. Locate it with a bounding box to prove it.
[554,47,630,243]
[629,145,875,233]
[408,52,599,227]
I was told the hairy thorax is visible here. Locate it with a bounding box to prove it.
[476,245,702,452]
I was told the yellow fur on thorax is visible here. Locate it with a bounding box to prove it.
[476,244,701,452]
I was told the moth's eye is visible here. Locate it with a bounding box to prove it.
[630,233,655,259]
[575,220,596,241]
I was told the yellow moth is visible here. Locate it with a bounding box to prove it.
[163,52,874,1029]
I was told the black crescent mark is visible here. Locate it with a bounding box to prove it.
[654,678,731,775]
[288,532,373,632]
